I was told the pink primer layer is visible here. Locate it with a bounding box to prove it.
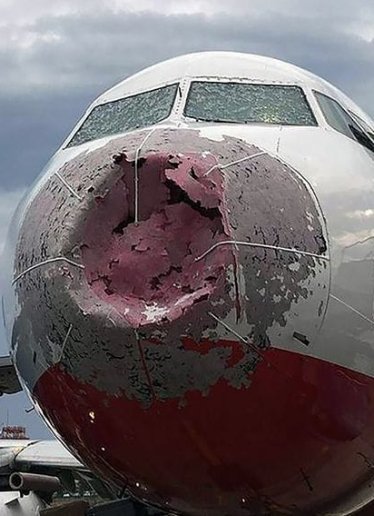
[81,152,231,327]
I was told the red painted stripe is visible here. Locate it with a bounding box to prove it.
[33,347,374,515]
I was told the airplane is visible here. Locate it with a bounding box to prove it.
[0,435,156,515]
[0,437,97,512]
[1,50,374,515]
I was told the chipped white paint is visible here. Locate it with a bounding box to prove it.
[2,51,374,426]
[175,293,197,306]
[142,303,169,323]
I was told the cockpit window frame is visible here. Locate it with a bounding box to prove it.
[182,80,318,127]
[64,82,180,149]
[313,90,374,154]
[349,111,374,142]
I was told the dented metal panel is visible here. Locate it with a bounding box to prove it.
[11,129,328,408]
[3,52,374,516]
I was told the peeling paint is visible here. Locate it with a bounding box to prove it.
[12,128,329,407]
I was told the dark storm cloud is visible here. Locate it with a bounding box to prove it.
[1,9,374,189]
[2,10,374,101]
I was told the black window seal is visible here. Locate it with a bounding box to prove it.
[313,89,374,154]
[348,110,374,145]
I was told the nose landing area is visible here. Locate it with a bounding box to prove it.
[81,152,231,327]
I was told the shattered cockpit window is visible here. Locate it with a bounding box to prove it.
[184,82,317,126]
[67,83,179,147]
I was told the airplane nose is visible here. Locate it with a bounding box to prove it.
[12,127,329,397]
[12,127,330,514]
[80,149,233,328]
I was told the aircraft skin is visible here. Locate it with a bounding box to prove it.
[2,51,374,515]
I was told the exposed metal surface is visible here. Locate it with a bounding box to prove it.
[12,257,84,285]
[55,172,83,201]
[2,51,374,515]
[330,294,374,326]
[10,129,328,408]
[195,240,330,262]
[134,128,157,224]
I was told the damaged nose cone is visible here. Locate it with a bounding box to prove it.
[13,126,329,410]
[81,151,232,327]
[12,127,329,514]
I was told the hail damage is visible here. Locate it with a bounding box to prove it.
[11,128,329,406]
[81,151,230,328]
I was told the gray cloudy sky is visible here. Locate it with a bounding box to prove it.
[1,0,374,437]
